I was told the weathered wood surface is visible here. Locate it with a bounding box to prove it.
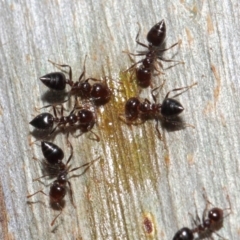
[0,0,239,239]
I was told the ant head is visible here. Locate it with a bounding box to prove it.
[208,207,224,230]
[49,180,67,203]
[161,98,184,117]
[77,109,95,125]
[125,97,140,121]
[91,83,111,106]
[136,66,151,88]
[29,113,54,130]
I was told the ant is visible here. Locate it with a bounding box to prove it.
[125,20,182,88]
[27,140,101,226]
[119,82,197,139]
[172,192,232,240]
[40,57,111,106]
[29,101,99,140]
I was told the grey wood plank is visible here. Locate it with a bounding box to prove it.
[0,0,239,239]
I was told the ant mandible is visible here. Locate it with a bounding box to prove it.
[40,56,111,106]
[27,140,101,226]
[120,82,197,140]
[29,101,99,140]
[172,192,232,240]
[125,20,183,88]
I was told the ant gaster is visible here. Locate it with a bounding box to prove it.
[40,57,111,106]
[125,20,182,88]
[41,141,64,169]
[172,192,232,240]
[27,141,101,226]
[147,20,166,47]
[29,102,98,140]
[173,227,193,240]
[120,82,196,139]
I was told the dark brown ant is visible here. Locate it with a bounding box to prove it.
[125,20,182,88]
[29,102,99,140]
[191,195,232,239]
[172,193,232,240]
[27,141,101,226]
[40,58,111,106]
[120,82,196,139]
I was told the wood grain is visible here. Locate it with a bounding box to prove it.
[0,0,239,239]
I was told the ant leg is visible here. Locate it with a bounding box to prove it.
[129,69,136,83]
[155,120,162,140]
[72,129,100,142]
[119,114,144,126]
[153,61,164,75]
[27,190,47,198]
[66,138,73,165]
[67,181,76,208]
[189,211,199,228]
[211,232,224,239]
[124,50,136,65]
[49,122,63,135]
[29,139,42,146]
[157,42,179,53]
[71,95,80,111]
[159,57,185,64]
[69,157,101,176]
[125,52,147,57]
[118,114,131,124]
[142,98,151,104]
[164,82,197,99]
[157,41,185,64]
[135,22,148,49]
[48,60,73,83]
[202,188,214,206]
[151,80,166,102]
[72,131,82,138]
[36,102,67,114]
[124,58,143,72]
[33,174,52,182]
[78,55,87,82]
[224,194,233,217]
[48,59,73,86]
[88,130,100,142]
[51,203,63,226]
[85,77,100,83]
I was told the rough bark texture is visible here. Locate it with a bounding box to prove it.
[0,0,239,239]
